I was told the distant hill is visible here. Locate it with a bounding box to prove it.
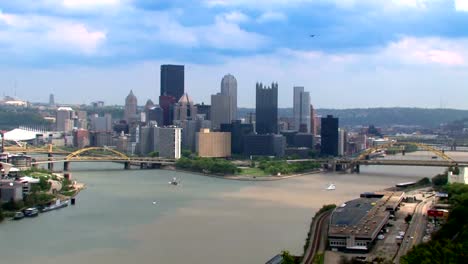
[238,107,468,128]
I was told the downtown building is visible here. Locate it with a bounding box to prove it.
[321,115,339,157]
[124,90,138,124]
[159,65,184,126]
[293,86,311,133]
[56,107,74,133]
[220,120,254,155]
[255,82,278,134]
[196,129,231,158]
[210,74,238,130]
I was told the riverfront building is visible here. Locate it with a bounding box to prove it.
[220,120,254,155]
[256,82,278,134]
[244,134,285,157]
[161,65,184,101]
[197,129,231,158]
[154,127,182,159]
[321,115,339,156]
[328,192,404,252]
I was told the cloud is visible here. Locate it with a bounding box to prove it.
[46,24,106,55]
[61,0,123,9]
[383,37,466,66]
[0,11,106,55]
[257,11,286,23]
[455,0,468,11]
[217,11,250,23]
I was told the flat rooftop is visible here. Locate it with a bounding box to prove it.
[329,192,403,240]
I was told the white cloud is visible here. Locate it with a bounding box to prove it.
[46,24,106,55]
[61,0,123,9]
[0,11,106,55]
[455,0,468,11]
[148,11,267,50]
[217,11,250,24]
[257,11,287,23]
[383,37,466,66]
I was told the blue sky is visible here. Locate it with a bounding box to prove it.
[1,0,468,108]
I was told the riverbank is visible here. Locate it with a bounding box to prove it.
[163,166,322,181]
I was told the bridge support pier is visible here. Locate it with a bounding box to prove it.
[124,162,130,170]
[64,161,70,172]
[355,164,360,174]
[47,153,54,171]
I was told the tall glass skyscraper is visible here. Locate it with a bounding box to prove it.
[321,115,339,156]
[160,65,184,101]
[221,74,237,122]
[255,82,278,134]
[293,86,311,133]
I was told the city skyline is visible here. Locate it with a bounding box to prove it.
[1,1,468,108]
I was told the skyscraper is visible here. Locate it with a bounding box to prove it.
[49,94,55,106]
[221,74,237,122]
[321,115,339,156]
[210,93,231,130]
[310,105,317,136]
[293,86,311,133]
[160,65,184,101]
[173,93,197,121]
[256,82,278,134]
[124,90,138,124]
[56,107,74,132]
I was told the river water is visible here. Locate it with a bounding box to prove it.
[0,152,459,264]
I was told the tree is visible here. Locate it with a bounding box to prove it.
[0,207,4,222]
[432,173,448,186]
[404,214,413,224]
[281,250,296,264]
[148,151,159,157]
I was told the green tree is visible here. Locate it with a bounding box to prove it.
[432,173,448,186]
[148,151,159,157]
[404,214,413,224]
[0,207,4,222]
[281,250,296,264]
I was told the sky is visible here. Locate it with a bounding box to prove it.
[1,0,468,108]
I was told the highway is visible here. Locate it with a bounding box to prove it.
[302,211,331,264]
[394,197,433,263]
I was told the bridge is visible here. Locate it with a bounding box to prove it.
[290,142,465,173]
[20,146,177,172]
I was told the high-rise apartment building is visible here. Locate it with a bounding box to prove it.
[160,65,184,101]
[321,115,339,156]
[124,90,138,124]
[255,82,278,134]
[221,74,237,122]
[154,127,182,159]
[293,86,310,133]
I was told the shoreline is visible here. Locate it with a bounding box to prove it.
[161,166,323,181]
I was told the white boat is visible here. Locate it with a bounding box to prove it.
[326,183,336,191]
[169,177,179,186]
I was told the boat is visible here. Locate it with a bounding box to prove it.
[169,177,180,186]
[326,183,336,191]
[13,211,24,220]
[41,200,69,213]
[24,208,39,217]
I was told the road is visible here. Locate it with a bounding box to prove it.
[394,197,433,263]
[302,211,331,264]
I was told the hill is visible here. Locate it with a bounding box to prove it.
[238,107,468,128]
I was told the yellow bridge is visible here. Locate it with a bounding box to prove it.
[4,145,176,171]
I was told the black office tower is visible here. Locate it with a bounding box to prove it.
[321,115,339,156]
[160,65,184,101]
[221,120,254,154]
[255,82,278,134]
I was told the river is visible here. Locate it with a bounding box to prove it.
[0,151,460,264]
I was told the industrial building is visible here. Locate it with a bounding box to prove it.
[328,192,404,252]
